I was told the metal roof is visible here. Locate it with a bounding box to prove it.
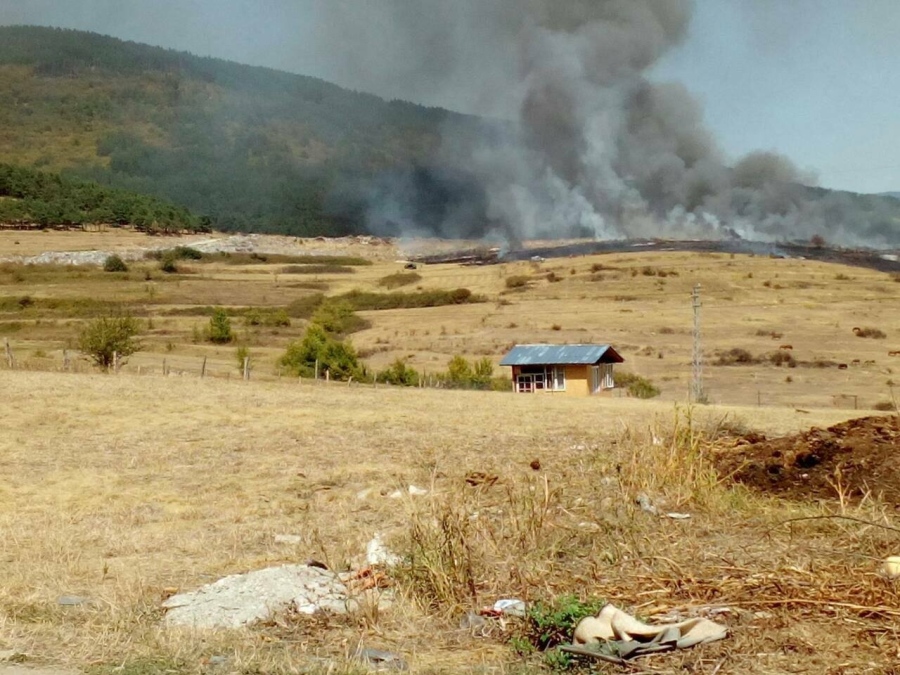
[500,344,623,366]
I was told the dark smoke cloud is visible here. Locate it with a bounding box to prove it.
[320,0,899,248]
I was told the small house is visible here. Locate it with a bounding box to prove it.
[500,344,625,396]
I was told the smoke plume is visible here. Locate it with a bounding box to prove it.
[319,0,898,248]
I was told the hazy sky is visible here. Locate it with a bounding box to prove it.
[1,0,899,194]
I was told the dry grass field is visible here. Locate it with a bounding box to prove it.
[1,229,899,411]
[0,371,898,674]
[1,230,900,674]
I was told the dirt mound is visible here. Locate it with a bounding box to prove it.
[717,415,900,504]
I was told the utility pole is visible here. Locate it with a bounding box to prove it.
[691,284,704,403]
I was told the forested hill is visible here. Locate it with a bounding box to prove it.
[0,26,485,236]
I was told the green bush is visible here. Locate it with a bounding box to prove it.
[235,344,250,371]
[516,594,606,654]
[158,252,178,274]
[103,255,128,272]
[207,307,234,344]
[279,324,366,382]
[146,246,203,261]
[378,358,420,386]
[614,371,661,399]
[311,299,370,336]
[78,313,141,369]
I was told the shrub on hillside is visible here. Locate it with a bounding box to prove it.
[103,254,128,272]
[378,358,420,386]
[279,324,366,382]
[311,299,371,336]
[713,348,757,365]
[207,307,234,344]
[78,313,141,369]
[614,371,661,399]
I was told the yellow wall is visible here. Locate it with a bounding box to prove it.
[563,365,591,397]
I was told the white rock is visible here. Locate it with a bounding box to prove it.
[162,564,355,629]
[408,485,428,496]
[366,534,401,567]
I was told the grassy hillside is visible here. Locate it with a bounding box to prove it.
[0,26,484,236]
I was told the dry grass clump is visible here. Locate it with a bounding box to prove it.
[377,271,422,289]
[853,326,887,339]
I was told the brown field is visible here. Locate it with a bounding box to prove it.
[1,230,900,674]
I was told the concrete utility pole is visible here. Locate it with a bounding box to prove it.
[691,284,704,403]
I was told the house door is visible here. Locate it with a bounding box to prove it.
[516,375,534,393]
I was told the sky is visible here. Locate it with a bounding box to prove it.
[1,0,900,194]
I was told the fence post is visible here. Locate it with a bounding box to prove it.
[63,349,69,371]
[315,359,319,382]
[325,369,330,383]
[113,351,119,374]
[200,356,207,378]
[163,357,167,376]
[243,357,250,381]
[5,339,13,369]
[348,376,353,387]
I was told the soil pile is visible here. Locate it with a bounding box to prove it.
[717,415,900,504]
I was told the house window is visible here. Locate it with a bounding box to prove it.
[516,366,565,392]
[552,367,566,391]
[601,364,614,389]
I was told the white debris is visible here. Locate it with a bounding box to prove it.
[162,564,355,629]
[882,556,900,578]
[407,485,429,496]
[493,598,527,617]
[366,534,402,567]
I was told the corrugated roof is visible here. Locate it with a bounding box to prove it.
[500,344,623,366]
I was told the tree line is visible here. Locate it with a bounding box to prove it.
[0,163,206,232]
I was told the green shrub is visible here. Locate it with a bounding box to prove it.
[614,371,661,399]
[103,255,128,272]
[146,246,203,261]
[311,299,370,336]
[517,594,606,653]
[235,344,250,371]
[78,313,141,369]
[158,252,178,274]
[378,358,420,386]
[279,324,366,382]
[207,307,234,344]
